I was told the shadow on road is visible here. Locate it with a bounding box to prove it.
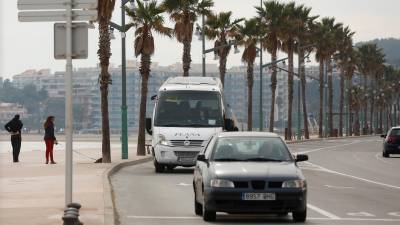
[164,167,194,174]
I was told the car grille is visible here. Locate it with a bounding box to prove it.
[174,151,199,158]
[234,181,249,188]
[232,181,283,189]
[251,180,266,190]
[169,140,204,147]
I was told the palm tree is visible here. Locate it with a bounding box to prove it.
[162,0,214,76]
[335,26,355,137]
[236,18,264,131]
[125,0,173,155]
[357,43,385,134]
[256,0,285,133]
[350,85,364,136]
[204,11,243,86]
[280,2,298,140]
[97,0,116,163]
[294,5,317,139]
[344,48,359,136]
[313,17,342,137]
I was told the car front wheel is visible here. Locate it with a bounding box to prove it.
[154,159,165,173]
[382,150,389,158]
[293,209,307,222]
[202,195,216,221]
[194,195,203,216]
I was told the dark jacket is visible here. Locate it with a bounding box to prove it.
[44,123,56,141]
[4,118,23,135]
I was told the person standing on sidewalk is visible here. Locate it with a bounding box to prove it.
[43,116,58,164]
[4,114,23,162]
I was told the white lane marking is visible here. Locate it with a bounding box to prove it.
[375,153,394,165]
[388,212,400,217]
[297,141,361,154]
[177,182,191,186]
[307,162,400,190]
[126,215,400,222]
[347,212,375,217]
[311,217,400,221]
[307,203,340,219]
[324,184,354,189]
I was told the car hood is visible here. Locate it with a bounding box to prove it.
[210,161,301,180]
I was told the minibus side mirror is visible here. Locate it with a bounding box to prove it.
[145,118,153,135]
[224,118,236,131]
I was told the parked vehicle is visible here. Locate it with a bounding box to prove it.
[381,127,400,157]
[146,77,237,173]
[193,132,309,222]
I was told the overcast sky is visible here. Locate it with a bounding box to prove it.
[1,0,399,80]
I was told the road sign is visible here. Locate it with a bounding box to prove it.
[17,0,97,10]
[54,22,88,59]
[18,10,97,22]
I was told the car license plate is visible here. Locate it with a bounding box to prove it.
[242,193,276,201]
[179,157,194,163]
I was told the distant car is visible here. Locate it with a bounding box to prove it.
[381,127,400,157]
[193,132,309,222]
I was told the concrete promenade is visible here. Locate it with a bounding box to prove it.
[0,134,148,225]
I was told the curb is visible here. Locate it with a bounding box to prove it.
[103,157,153,225]
[285,134,378,144]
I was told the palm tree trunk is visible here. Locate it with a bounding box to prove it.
[137,53,151,156]
[318,61,324,138]
[354,109,360,136]
[287,45,294,140]
[247,61,254,131]
[269,48,278,133]
[379,106,383,132]
[219,55,227,87]
[98,18,111,163]
[328,62,333,137]
[362,75,368,134]
[339,68,345,137]
[300,50,309,139]
[182,40,192,77]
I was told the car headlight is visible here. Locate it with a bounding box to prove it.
[282,179,306,189]
[210,179,234,188]
[158,134,169,146]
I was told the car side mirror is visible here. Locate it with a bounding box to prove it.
[145,118,152,135]
[197,154,207,162]
[380,134,387,138]
[295,154,308,162]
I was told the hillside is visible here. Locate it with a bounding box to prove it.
[356,38,400,68]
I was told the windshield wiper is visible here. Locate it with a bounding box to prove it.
[244,158,283,162]
[213,158,241,162]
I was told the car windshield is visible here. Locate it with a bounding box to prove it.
[211,137,293,162]
[154,91,223,127]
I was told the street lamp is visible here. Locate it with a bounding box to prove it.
[109,0,149,159]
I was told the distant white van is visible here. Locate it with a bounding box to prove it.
[146,77,237,173]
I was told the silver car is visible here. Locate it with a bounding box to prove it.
[193,132,309,222]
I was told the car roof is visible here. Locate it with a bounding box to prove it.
[391,126,400,129]
[216,132,280,138]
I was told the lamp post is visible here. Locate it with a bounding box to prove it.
[109,0,148,159]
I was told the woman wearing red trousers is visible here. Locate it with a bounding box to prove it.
[44,116,57,164]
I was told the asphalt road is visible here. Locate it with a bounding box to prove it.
[111,136,400,225]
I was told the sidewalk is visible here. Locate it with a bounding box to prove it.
[0,138,149,225]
